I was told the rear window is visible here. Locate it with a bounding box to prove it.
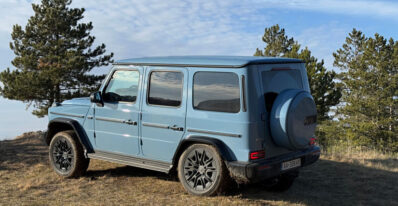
[193,72,240,113]
[262,69,303,112]
[262,70,303,93]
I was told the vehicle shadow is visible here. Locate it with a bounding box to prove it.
[84,158,398,206]
[85,165,176,181]
[1,134,397,206]
[237,159,398,206]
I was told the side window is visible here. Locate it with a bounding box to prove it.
[193,72,240,113]
[103,70,140,103]
[148,71,183,107]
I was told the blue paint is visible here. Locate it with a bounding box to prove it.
[47,56,318,164]
[116,56,302,67]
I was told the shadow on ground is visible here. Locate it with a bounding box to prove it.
[83,159,397,206]
[0,134,47,169]
[1,132,397,206]
[85,165,176,181]
[239,159,397,206]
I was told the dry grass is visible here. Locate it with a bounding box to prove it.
[0,132,397,206]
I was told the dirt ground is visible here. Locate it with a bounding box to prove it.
[0,132,397,206]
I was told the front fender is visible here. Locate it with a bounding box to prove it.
[45,117,94,153]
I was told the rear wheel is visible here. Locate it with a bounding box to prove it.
[178,144,231,196]
[49,130,89,178]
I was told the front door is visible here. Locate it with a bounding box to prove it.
[140,67,187,162]
[94,68,143,156]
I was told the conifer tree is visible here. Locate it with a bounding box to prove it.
[0,0,113,117]
[255,25,341,121]
[334,29,397,151]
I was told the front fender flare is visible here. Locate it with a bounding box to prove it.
[45,117,94,153]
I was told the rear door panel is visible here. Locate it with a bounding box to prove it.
[140,67,188,162]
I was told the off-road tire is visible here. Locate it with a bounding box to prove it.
[178,144,231,196]
[49,130,90,178]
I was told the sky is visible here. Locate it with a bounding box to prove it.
[0,0,398,139]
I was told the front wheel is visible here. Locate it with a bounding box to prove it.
[178,144,231,196]
[49,130,90,178]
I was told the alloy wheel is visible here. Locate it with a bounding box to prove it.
[52,137,74,172]
[183,148,218,192]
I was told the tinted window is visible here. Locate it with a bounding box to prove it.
[148,71,183,107]
[261,70,303,93]
[262,70,303,112]
[103,70,139,102]
[193,72,240,113]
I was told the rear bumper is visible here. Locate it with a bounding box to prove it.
[227,146,320,183]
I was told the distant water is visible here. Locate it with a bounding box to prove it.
[0,97,47,140]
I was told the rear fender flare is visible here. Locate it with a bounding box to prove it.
[172,135,236,168]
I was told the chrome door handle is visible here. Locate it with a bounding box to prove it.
[169,125,184,131]
[124,120,137,126]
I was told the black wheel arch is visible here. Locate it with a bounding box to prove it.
[172,135,236,169]
[45,117,94,153]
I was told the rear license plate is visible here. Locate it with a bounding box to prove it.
[281,158,301,171]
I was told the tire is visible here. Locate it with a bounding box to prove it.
[178,144,231,196]
[49,130,90,178]
[266,170,298,192]
[270,89,317,150]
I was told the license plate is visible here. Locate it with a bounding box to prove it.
[281,158,301,170]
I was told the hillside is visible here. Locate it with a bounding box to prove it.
[0,132,397,205]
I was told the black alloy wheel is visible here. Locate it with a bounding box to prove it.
[49,131,89,178]
[52,137,74,172]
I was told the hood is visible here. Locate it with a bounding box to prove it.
[61,97,91,106]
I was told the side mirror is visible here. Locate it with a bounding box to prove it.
[90,91,103,106]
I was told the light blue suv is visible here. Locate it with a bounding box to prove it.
[43,56,320,196]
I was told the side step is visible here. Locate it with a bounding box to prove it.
[87,150,172,173]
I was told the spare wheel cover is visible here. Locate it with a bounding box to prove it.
[270,89,317,150]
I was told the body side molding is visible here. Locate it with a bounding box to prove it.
[50,111,85,118]
[187,128,241,138]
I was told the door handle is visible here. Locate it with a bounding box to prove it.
[124,120,137,126]
[169,125,184,131]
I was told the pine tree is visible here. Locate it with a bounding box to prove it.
[334,29,397,152]
[0,0,113,117]
[255,25,341,121]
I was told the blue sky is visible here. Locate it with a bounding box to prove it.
[1,0,398,139]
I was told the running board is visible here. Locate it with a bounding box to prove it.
[87,150,172,173]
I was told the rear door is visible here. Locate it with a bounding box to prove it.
[140,67,187,162]
[259,63,308,157]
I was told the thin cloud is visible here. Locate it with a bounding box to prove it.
[69,0,268,59]
[261,0,398,20]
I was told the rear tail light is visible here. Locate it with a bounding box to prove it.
[309,137,316,145]
[250,150,265,160]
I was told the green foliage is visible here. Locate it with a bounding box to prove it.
[0,0,113,117]
[334,29,398,152]
[255,24,342,121]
